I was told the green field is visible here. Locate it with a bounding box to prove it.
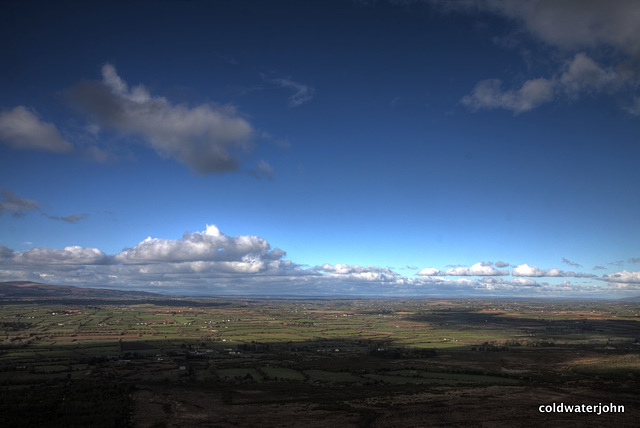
[1,297,639,427]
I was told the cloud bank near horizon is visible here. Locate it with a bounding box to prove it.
[1,224,637,298]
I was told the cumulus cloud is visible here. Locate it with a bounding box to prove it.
[315,264,400,282]
[418,262,513,277]
[0,223,628,297]
[478,0,640,54]
[513,264,550,277]
[430,0,640,53]
[114,224,284,265]
[69,64,255,174]
[509,277,539,286]
[13,246,110,265]
[0,225,302,292]
[417,267,440,276]
[495,261,509,268]
[449,1,640,113]
[461,77,555,114]
[602,270,640,284]
[261,73,315,107]
[512,263,595,278]
[461,53,632,114]
[0,106,73,153]
[442,262,509,276]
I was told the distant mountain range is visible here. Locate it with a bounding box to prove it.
[0,281,164,299]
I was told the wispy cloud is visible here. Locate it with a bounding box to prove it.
[69,64,255,174]
[0,106,73,152]
[461,77,555,114]
[0,189,40,217]
[562,257,581,268]
[44,213,90,224]
[250,160,275,180]
[261,73,315,107]
[0,187,88,223]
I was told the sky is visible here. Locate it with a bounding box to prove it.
[1,0,639,298]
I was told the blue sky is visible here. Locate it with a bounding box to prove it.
[1,0,640,298]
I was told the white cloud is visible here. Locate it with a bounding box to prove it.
[461,77,555,114]
[508,277,538,286]
[512,264,546,277]
[417,267,440,276]
[442,262,509,276]
[512,263,596,278]
[0,106,73,152]
[602,270,640,284]
[315,263,400,282]
[114,224,284,264]
[69,64,255,174]
[13,246,110,265]
[0,224,627,297]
